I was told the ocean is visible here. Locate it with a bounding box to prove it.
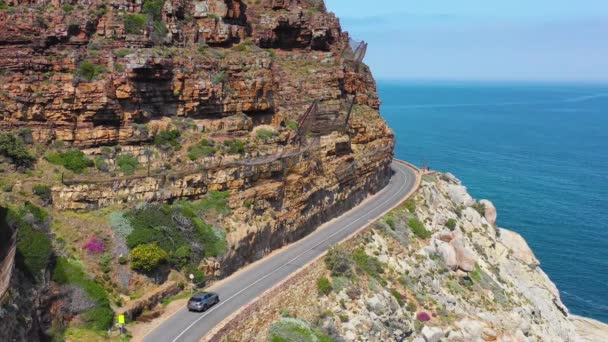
[378,81,608,323]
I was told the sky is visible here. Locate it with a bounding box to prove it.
[324,0,608,82]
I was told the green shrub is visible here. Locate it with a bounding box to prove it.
[82,306,114,331]
[317,276,332,295]
[9,203,52,280]
[94,156,109,172]
[211,71,227,84]
[408,218,431,239]
[0,132,36,168]
[0,1,9,10]
[98,253,113,273]
[16,224,52,279]
[384,216,396,230]
[285,120,298,130]
[256,129,277,141]
[45,149,93,173]
[125,202,228,268]
[154,130,181,150]
[223,139,245,154]
[116,154,139,175]
[404,199,416,213]
[77,60,106,81]
[352,248,385,281]
[130,243,168,273]
[62,3,73,12]
[446,218,457,231]
[108,211,133,238]
[32,184,52,202]
[184,264,205,284]
[331,276,349,293]
[324,247,353,277]
[390,289,404,306]
[472,202,486,216]
[470,264,482,282]
[124,14,146,34]
[188,139,217,160]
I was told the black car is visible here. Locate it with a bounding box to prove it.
[187,292,220,312]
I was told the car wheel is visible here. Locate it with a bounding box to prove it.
[203,304,208,312]
[215,298,219,304]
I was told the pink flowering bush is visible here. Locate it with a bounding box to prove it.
[416,311,431,322]
[84,237,105,254]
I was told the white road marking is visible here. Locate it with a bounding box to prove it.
[166,164,411,342]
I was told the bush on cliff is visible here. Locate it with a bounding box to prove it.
[124,200,228,272]
[187,139,217,160]
[77,60,106,81]
[130,243,168,273]
[352,248,385,283]
[223,139,246,154]
[408,218,431,239]
[45,149,94,173]
[154,129,181,150]
[9,203,52,280]
[124,14,146,34]
[324,246,353,278]
[317,276,332,295]
[446,218,457,231]
[52,258,114,331]
[0,132,36,168]
[116,154,139,175]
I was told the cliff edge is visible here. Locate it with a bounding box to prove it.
[212,172,584,341]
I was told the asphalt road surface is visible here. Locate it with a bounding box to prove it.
[143,160,418,342]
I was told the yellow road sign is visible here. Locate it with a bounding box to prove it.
[118,314,126,325]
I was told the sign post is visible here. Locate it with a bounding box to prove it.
[189,273,195,294]
[118,314,126,338]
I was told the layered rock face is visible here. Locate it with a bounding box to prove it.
[0,0,393,275]
[215,173,580,342]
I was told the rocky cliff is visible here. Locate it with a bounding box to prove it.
[213,172,582,342]
[0,0,393,339]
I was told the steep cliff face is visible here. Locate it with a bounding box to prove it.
[0,0,393,339]
[214,173,580,342]
[0,0,392,271]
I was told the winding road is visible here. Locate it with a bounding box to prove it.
[143,160,419,342]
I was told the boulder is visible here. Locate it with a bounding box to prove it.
[438,242,458,270]
[498,228,539,266]
[480,199,497,226]
[452,238,477,272]
[446,184,475,207]
[421,326,444,342]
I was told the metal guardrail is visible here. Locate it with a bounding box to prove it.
[0,232,16,300]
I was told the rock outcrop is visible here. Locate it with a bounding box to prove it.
[0,0,393,276]
[213,173,581,342]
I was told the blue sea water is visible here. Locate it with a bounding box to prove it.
[378,81,608,323]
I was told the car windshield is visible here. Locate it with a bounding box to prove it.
[190,297,204,302]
